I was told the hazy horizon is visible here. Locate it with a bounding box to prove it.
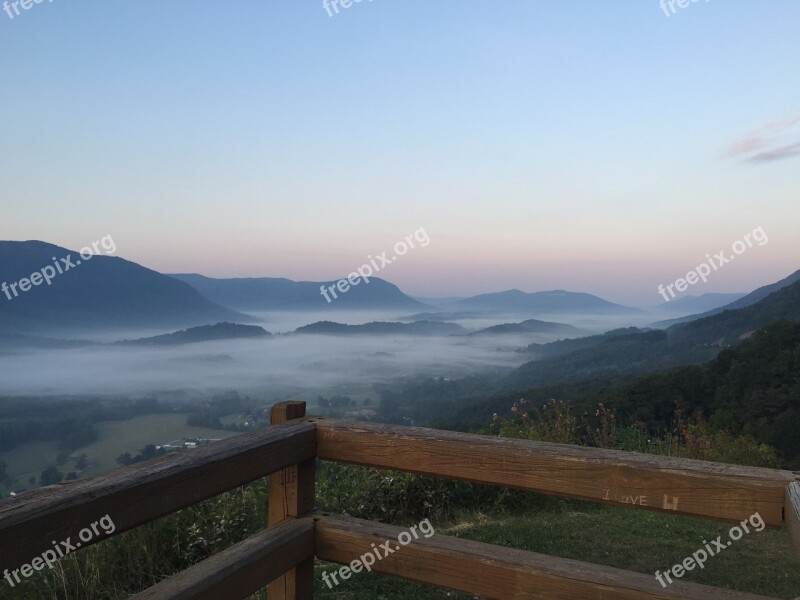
[1,237,792,309]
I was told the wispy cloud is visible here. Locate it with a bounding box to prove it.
[726,114,800,164]
[746,141,800,164]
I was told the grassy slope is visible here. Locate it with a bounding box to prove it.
[308,504,800,599]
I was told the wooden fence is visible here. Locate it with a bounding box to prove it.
[1,401,798,599]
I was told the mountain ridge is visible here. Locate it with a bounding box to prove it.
[653,269,800,328]
[171,273,426,312]
[294,320,466,336]
[0,241,249,334]
[447,289,641,315]
[504,277,800,391]
[118,322,271,346]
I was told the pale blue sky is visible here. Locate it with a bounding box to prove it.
[1,0,798,304]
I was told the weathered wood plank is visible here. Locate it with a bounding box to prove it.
[315,514,778,600]
[786,482,800,559]
[130,518,314,600]
[313,419,796,527]
[268,401,315,600]
[0,422,316,573]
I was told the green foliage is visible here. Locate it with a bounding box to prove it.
[377,373,499,425]
[490,398,781,468]
[316,458,582,526]
[603,321,800,465]
[39,465,63,486]
[115,444,166,467]
[317,462,450,522]
[491,398,581,444]
[438,320,800,467]
[10,483,267,599]
[0,459,9,485]
[0,417,97,455]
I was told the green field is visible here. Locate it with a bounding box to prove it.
[1,414,239,494]
[0,440,61,493]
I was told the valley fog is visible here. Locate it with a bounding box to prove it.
[0,322,566,398]
[0,307,703,397]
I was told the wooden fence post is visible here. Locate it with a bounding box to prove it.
[268,401,315,599]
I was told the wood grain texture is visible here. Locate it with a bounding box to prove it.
[130,518,314,600]
[268,401,315,600]
[786,482,800,559]
[0,422,315,573]
[315,513,778,600]
[312,418,797,527]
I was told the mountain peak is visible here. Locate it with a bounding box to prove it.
[0,241,249,334]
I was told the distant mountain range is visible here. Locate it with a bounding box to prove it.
[667,276,800,346]
[649,293,745,316]
[1,323,270,351]
[469,319,581,336]
[0,241,247,334]
[652,269,800,328]
[445,289,640,315]
[293,318,582,337]
[410,296,467,307]
[119,323,270,346]
[171,274,425,312]
[398,311,486,322]
[505,276,800,390]
[0,333,94,352]
[294,320,466,336]
[3,239,794,345]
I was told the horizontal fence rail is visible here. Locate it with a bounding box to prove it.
[0,422,316,572]
[314,513,776,600]
[312,418,797,527]
[130,518,315,600]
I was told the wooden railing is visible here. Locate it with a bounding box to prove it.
[1,400,798,599]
